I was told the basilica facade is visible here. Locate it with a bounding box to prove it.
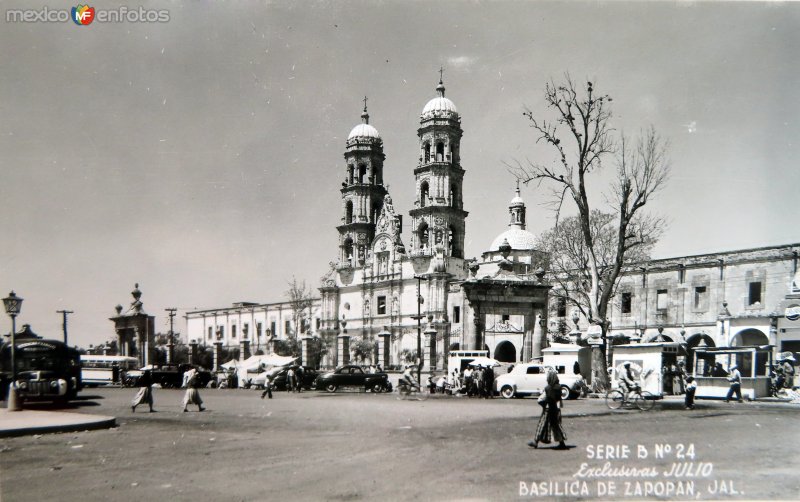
[184,78,800,370]
[316,78,548,370]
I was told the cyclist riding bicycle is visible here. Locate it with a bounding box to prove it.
[399,365,420,392]
[618,362,640,401]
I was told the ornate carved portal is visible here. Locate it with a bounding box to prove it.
[461,278,551,362]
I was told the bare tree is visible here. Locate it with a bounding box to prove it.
[286,276,314,339]
[510,75,670,389]
[541,210,658,321]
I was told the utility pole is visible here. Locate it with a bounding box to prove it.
[56,310,74,345]
[166,308,177,363]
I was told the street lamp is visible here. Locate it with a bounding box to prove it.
[3,291,23,411]
[411,275,426,384]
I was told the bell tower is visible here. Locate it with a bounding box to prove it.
[409,73,468,258]
[337,98,387,266]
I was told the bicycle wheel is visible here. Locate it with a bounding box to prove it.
[606,390,624,410]
[634,391,655,411]
[416,389,429,401]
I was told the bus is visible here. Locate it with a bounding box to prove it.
[80,354,140,387]
[0,339,82,402]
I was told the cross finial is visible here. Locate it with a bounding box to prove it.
[439,66,444,84]
[360,96,370,124]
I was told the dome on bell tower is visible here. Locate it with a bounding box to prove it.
[347,97,381,142]
[421,77,459,120]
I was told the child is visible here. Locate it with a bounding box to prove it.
[685,376,697,410]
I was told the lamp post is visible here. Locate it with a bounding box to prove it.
[3,291,23,411]
[411,275,425,384]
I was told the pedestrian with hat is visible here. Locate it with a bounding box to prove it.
[724,364,743,403]
[781,355,795,389]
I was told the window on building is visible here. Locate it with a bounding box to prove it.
[453,306,461,324]
[345,201,353,224]
[749,282,762,305]
[418,223,429,249]
[231,324,237,338]
[557,297,567,317]
[420,181,429,207]
[348,165,354,184]
[424,141,431,163]
[285,320,291,336]
[208,326,213,340]
[694,286,708,310]
[621,292,632,314]
[243,323,249,338]
[218,326,225,339]
[270,321,276,337]
[358,164,366,184]
[436,142,445,161]
[656,289,668,311]
[377,296,386,315]
[316,318,321,330]
[256,322,262,340]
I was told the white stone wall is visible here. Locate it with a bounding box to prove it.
[185,300,322,348]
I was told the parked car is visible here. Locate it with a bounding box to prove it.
[494,363,581,400]
[125,363,212,389]
[265,365,318,391]
[314,365,390,393]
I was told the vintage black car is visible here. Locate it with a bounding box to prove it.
[313,365,390,393]
[268,365,318,391]
[125,363,212,388]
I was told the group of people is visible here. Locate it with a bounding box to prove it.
[448,365,495,398]
[770,356,796,392]
[130,368,205,413]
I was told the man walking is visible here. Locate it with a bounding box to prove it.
[131,369,154,413]
[286,367,296,393]
[261,374,273,399]
[724,364,743,403]
[295,366,304,392]
[182,367,205,412]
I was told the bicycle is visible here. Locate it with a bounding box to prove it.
[397,382,429,401]
[605,387,655,411]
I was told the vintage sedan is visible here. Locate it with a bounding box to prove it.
[494,363,581,400]
[314,365,390,393]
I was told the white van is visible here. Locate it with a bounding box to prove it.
[494,362,581,400]
[447,350,490,376]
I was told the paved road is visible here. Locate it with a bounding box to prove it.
[1,388,799,501]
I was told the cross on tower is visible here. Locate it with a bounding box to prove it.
[439,66,444,83]
[363,95,368,112]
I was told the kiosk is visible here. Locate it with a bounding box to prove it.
[691,345,773,400]
[611,342,685,398]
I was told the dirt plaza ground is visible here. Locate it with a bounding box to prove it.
[1,387,799,501]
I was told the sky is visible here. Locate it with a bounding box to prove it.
[1,1,799,349]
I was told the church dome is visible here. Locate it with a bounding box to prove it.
[347,99,381,142]
[347,123,381,141]
[421,78,458,119]
[489,228,537,252]
[422,96,458,117]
